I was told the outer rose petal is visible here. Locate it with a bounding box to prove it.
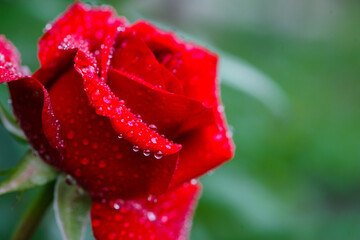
[91,181,201,240]
[8,77,63,166]
[129,21,235,187]
[170,109,234,188]
[47,67,179,200]
[0,35,25,82]
[39,2,127,67]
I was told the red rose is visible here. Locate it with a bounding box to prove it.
[0,2,234,239]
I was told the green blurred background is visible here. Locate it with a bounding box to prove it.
[1,0,360,239]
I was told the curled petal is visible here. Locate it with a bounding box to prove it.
[74,49,182,155]
[39,2,127,67]
[0,35,25,82]
[169,108,235,188]
[9,77,63,166]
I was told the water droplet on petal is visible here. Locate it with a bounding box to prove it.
[65,175,76,185]
[92,219,101,227]
[82,138,90,146]
[161,215,168,223]
[133,145,140,152]
[98,160,107,168]
[147,212,157,221]
[118,134,123,139]
[107,232,117,240]
[67,130,75,139]
[148,124,157,130]
[81,157,90,165]
[154,151,163,159]
[143,149,151,157]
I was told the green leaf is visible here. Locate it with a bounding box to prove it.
[54,174,91,240]
[0,98,27,142]
[0,151,58,195]
[220,53,290,117]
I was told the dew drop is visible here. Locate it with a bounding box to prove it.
[143,149,151,157]
[190,179,198,185]
[92,219,101,227]
[150,137,158,144]
[115,107,122,115]
[147,212,157,221]
[65,175,76,185]
[161,215,168,223]
[92,143,99,149]
[148,124,157,130]
[82,138,90,146]
[80,157,90,165]
[103,95,112,104]
[98,160,107,168]
[113,203,120,210]
[127,131,134,138]
[66,130,75,139]
[154,151,163,159]
[74,168,82,177]
[133,145,140,152]
[118,134,123,139]
[107,232,117,240]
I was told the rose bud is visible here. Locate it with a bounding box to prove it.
[0,2,234,239]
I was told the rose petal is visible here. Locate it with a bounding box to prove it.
[130,21,219,106]
[169,109,235,188]
[47,67,179,200]
[91,181,201,240]
[0,35,24,82]
[38,2,127,67]
[8,77,63,166]
[74,49,182,155]
[112,34,181,92]
[107,69,215,138]
[129,21,235,187]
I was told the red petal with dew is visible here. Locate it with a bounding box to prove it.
[8,77,63,166]
[38,2,127,67]
[47,67,179,200]
[91,181,201,240]
[0,35,25,82]
[107,69,215,138]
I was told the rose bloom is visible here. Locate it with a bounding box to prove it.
[0,2,234,240]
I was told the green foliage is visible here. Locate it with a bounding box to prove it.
[0,151,58,196]
[0,0,360,240]
[54,175,91,240]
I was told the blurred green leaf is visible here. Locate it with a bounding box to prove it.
[54,175,91,240]
[0,151,58,196]
[0,96,26,142]
[220,53,290,117]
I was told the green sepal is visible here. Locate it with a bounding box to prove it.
[0,151,59,196]
[54,174,91,240]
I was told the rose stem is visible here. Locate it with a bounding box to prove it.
[11,181,56,240]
